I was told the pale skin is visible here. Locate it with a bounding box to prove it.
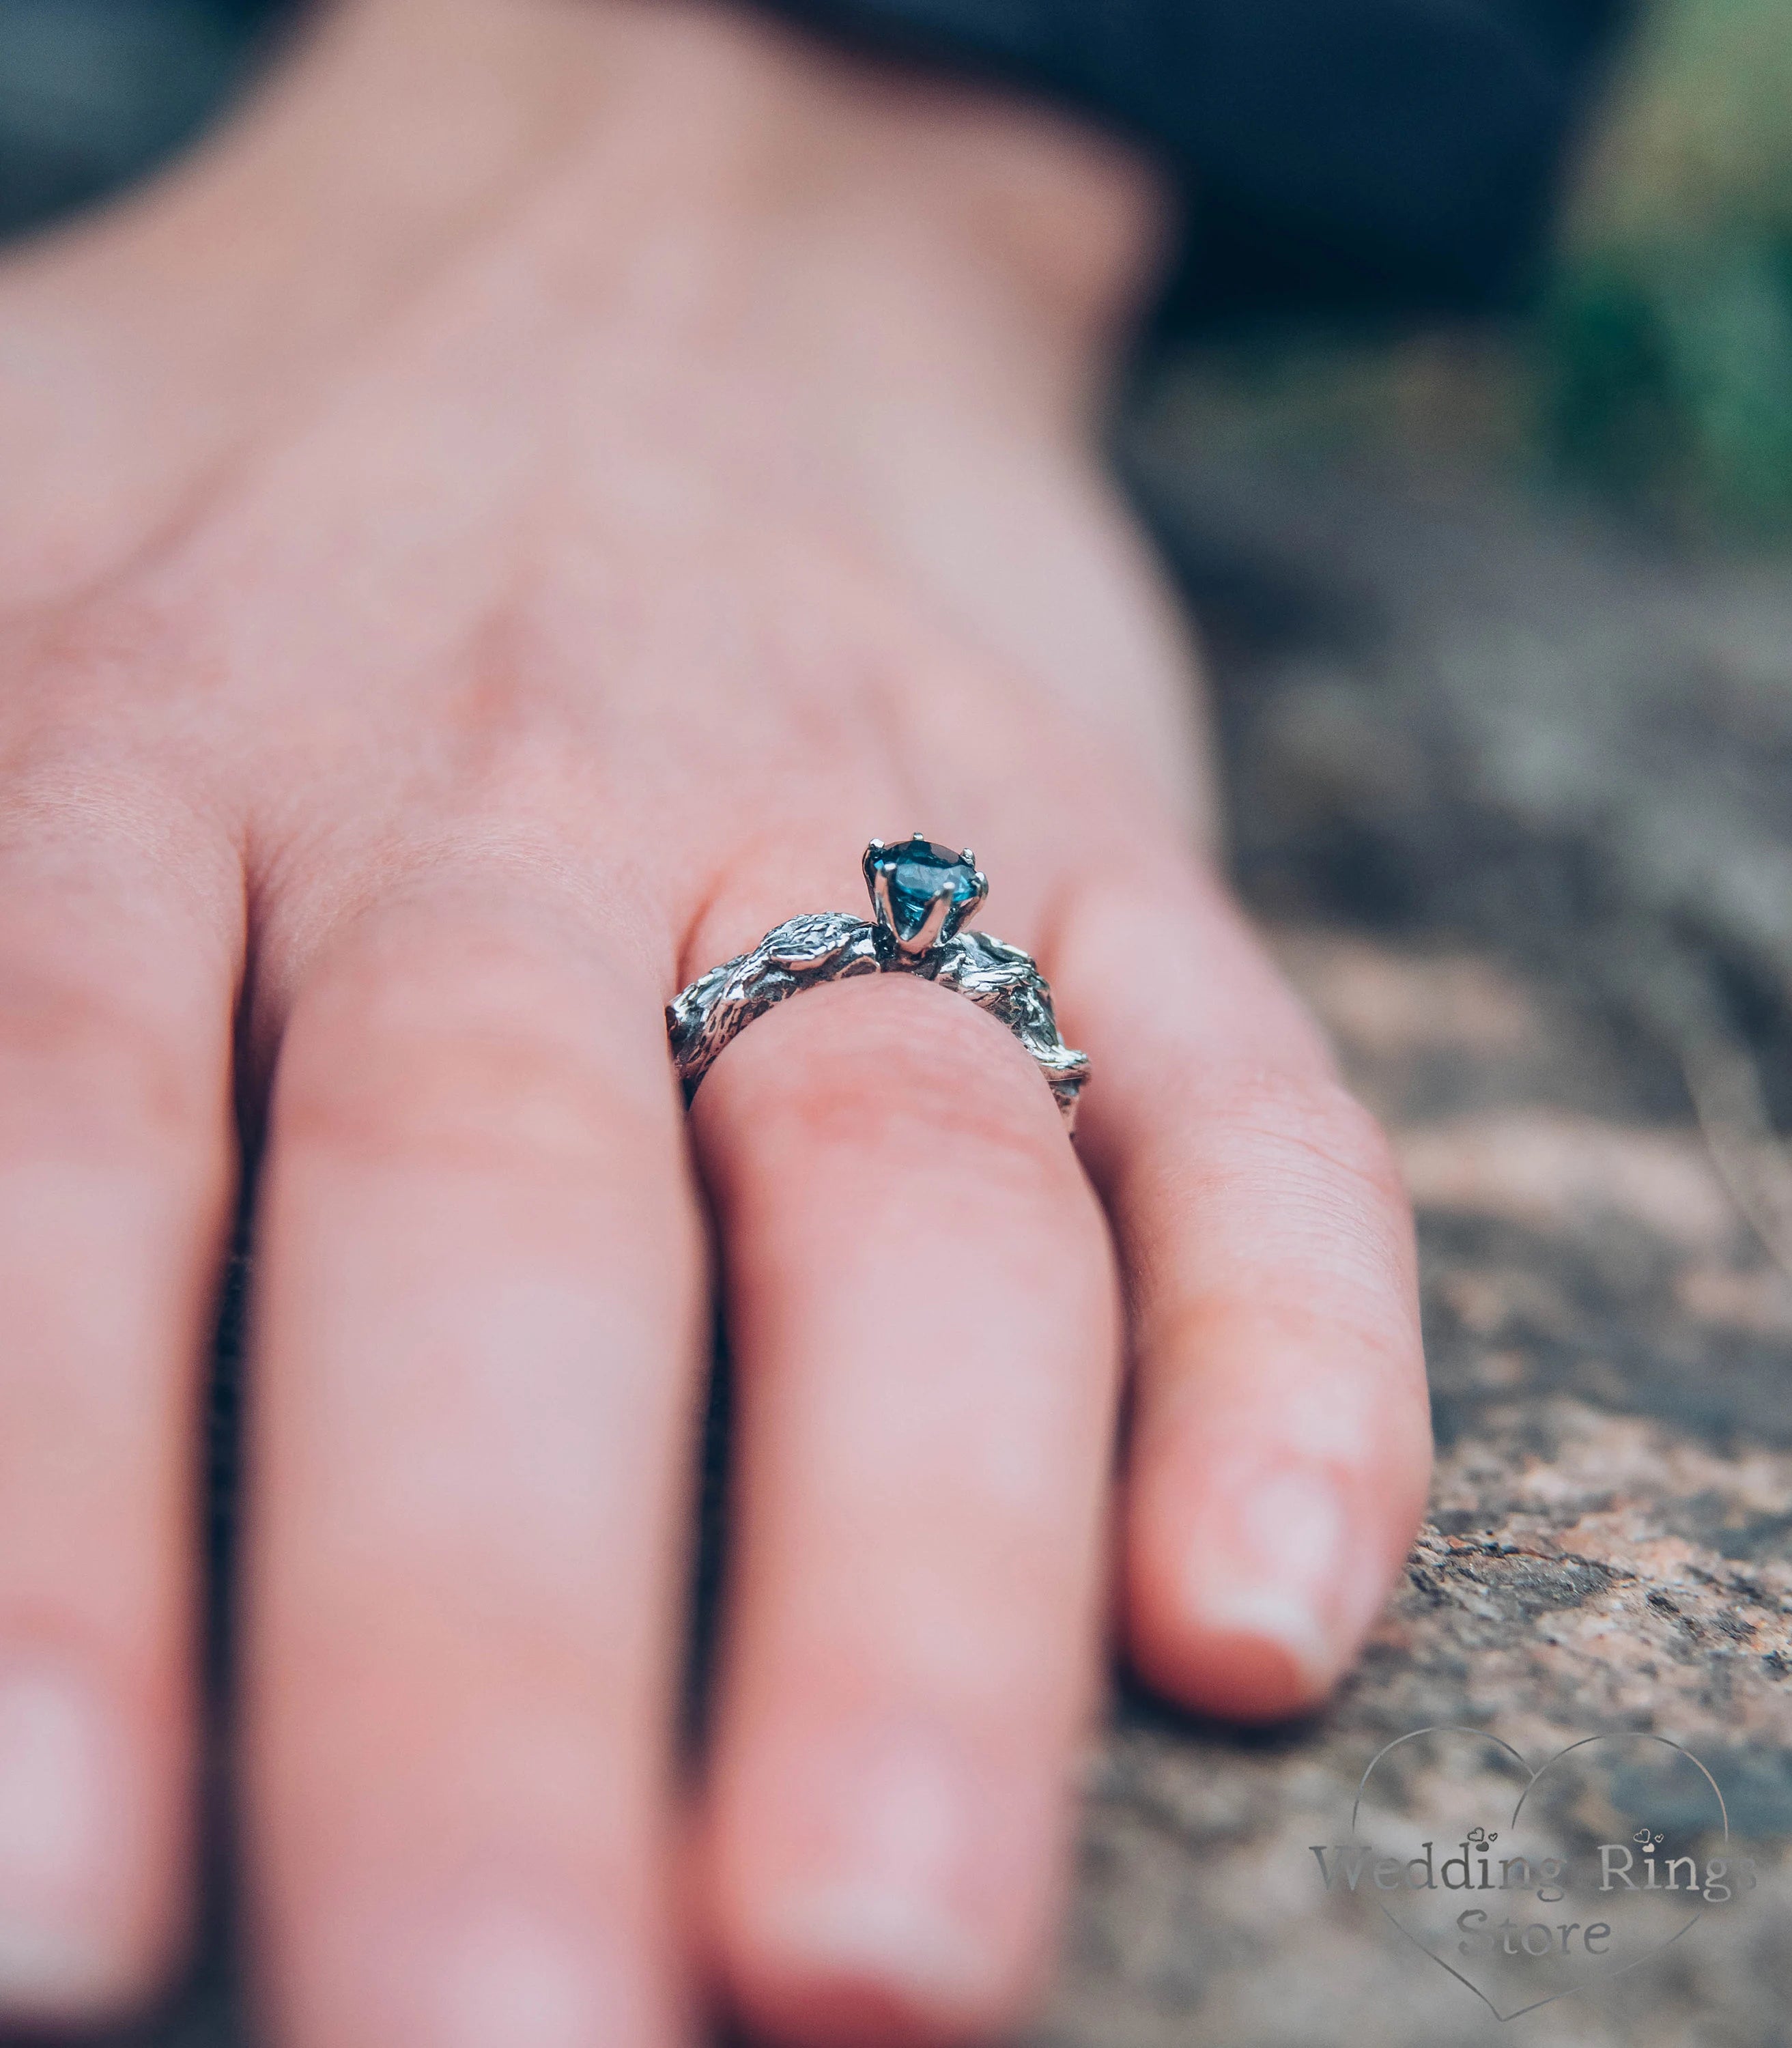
[0,0,1432,2042]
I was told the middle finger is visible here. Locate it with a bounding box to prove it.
[245,874,702,2048]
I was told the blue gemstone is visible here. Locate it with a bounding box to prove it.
[883,839,979,941]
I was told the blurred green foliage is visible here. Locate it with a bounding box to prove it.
[1540,0,1792,527]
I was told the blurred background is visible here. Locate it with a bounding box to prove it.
[3,4,1791,2045]
[7,0,1792,530]
[1166,0,1792,535]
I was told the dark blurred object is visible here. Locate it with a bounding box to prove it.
[0,0,285,240]
[0,0,1627,326]
[766,0,1632,320]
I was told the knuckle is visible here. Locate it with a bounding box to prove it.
[1199,1066,1408,1213]
[274,940,636,1178]
[3,583,206,733]
[1135,1069,1420,1371]
[0,966,218,1155]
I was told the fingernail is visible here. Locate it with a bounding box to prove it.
[414,1903,617,2048]
[758,1729,1001,2013]
[1188,1465,1369,1693]
[316,1890,647,2048]
[0,1660,119,2011]
[767,1883,994,2006]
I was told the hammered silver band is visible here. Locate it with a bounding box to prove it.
[666,836,1090,1127]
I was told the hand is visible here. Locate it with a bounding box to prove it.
[0,1,1430,2041]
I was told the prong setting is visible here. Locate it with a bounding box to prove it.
[864,834,987,958]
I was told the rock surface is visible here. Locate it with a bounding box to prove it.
[1043,927,1792,2048]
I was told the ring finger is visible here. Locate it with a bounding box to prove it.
[688,853,1119,2047]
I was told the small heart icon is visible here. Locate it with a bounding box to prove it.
[1332,1726,1731,2021]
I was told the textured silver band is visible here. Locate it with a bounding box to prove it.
[666,838,1090,1127]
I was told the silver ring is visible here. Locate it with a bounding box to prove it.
[666,835,1091,1127]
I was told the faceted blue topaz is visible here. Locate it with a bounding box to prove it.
[877,837,981,943]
